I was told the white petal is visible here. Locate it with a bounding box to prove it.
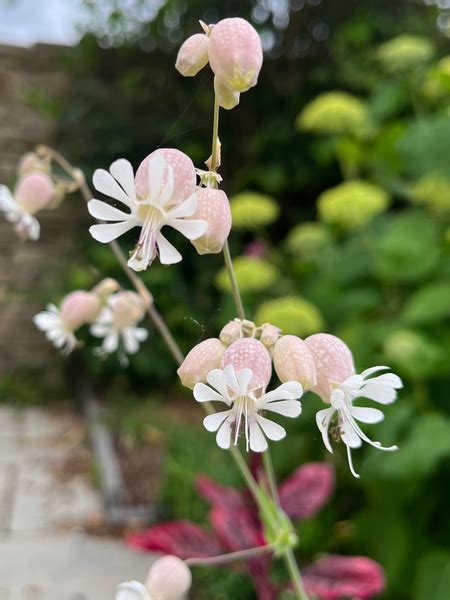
[206,369,231,400]
[0,185,17,212]
[156,231,182,264]
[88,199,132,221]
[147,155,166,203]
[259,399,302,418]
[203,410,231,432]
[133,327,148,341]
[90,220,137,243]
[109,158,136,199]
[359,384,398,405]
[116,581,149,600]
[248,420,268,452]
[255,414,286,441]
[341,420,363,449]
[216,418,232,449]
[93,167,134,207]
[158,163,175,207]
[351,406,385,424]
[316,407,335,454]
[346,445,360,479]
[263,381,303,403]
[236,368,253,393]
[122,329,140,354]
[222,364,240,395]
[167,193,197,219]
[168,218,208,240]
[365,372,403,389]
[33,312,59,331]
[103,332,119,353]
[360,365,390,378]
[194,383,226,403]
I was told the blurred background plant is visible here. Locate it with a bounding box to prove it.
[6,0,450,598]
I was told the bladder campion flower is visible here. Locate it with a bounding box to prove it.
[88,152,207,271]
[33,291,101,355]
[273,335,317,390]
[0,172,55,241]
[194,364,303,452]
[190,187,232,254]
[90,291,148,365]
[306,333,402,478]
[177,337,227,389]
[175,32,209,77]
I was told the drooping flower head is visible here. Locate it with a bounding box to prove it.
[273,335,317,391]
[88,150,207,271]
[177,337,227,389]
[116,555,192,600]
[306,333,402,478]
[175,32,209,77]
[90,291,148,365]
[33,290,101,355]
[1,172,55,241]
[190,186,232,255]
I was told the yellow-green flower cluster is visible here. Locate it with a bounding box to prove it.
[230,192,279,230]
[297,91,369,137]
[255,296,323,337]
[423,56,450,101]
[376,35,434,73]
[409,175,450,214]
[216,257,279,293]
[383,329,440,378]
[318,180,389,230]
[286,222,332,257]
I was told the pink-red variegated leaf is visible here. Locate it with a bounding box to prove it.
[196,475,245,510]
[126,520,224,559]
[302,555,385,599]
[279,462,335,521]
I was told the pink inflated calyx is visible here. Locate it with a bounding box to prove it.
[273,335,317,391]
[14,172,54,214]
[178,338,227,389]
[208,18,263,93]
[145,555,192,600]
[111,291,146,328]
[60,291,102,331]
[190,186,232,254]
[135,148,196,206]
[220,337,272,390]
[175,33,209,77]
[305,333,355,402]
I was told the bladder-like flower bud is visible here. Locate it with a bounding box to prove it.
[91,278,120,302]
[273,335,317,390]
[214,76,240,110]
[220,337,272,390]
[260,323,281,348]
[17,152,49,176]
[14,172,54,214]
[190,186,232,254]
[175,33,209,76]
[111,291,146,329]
[145,555,192,600]
[60,291,102,331]
[219,320,242,346]
[208,18,263,93]
[305,333,355,401]
[178,338,227,388]
[134,148,196,206]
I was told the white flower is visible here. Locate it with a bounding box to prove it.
[90,307,148,366]
[88,155,207,271]
[193,364,303,452]
[116,580,150,600]
[33,304,77,355]
[316,366,403,478]
[0,185,40,241]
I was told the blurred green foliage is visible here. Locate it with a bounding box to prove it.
[50,0,450,598]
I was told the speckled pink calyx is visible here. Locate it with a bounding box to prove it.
[220,337,272,390]
[191,186,232,254]
[111,291,145,328]
[175,33,209,76]
[60,291,102,331]
[14,172,54,214]
[273,335,317,390]
[178,338,227,389]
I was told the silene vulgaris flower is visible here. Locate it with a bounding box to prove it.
[306,333,403,478]
[194,364,303,452]
[90,291,148,366]
[88,151,207,271]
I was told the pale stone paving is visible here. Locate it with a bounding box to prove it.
[0,406,151,599]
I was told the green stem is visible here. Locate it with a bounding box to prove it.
[285,548,310,600]
[186,544,273,567]
[262,448,280,507]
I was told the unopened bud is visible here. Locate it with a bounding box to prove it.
[260,323,281,348]
[305,333,355,401]
[219,320,242,346]
[208,18,263,93]
[273,335,317,390]
[220,337,272,390]
[135,148,196,206]
[60,291,102,331]
[191,187,231,255]
[14,172,54,214]
[91,278,120,302]
[145,555,192,600]
[111,291,146,329]
[175,33,209,77]
[178,338,227,388]
[17,152,48,176]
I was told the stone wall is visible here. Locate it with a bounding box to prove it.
[0,44,88,374]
